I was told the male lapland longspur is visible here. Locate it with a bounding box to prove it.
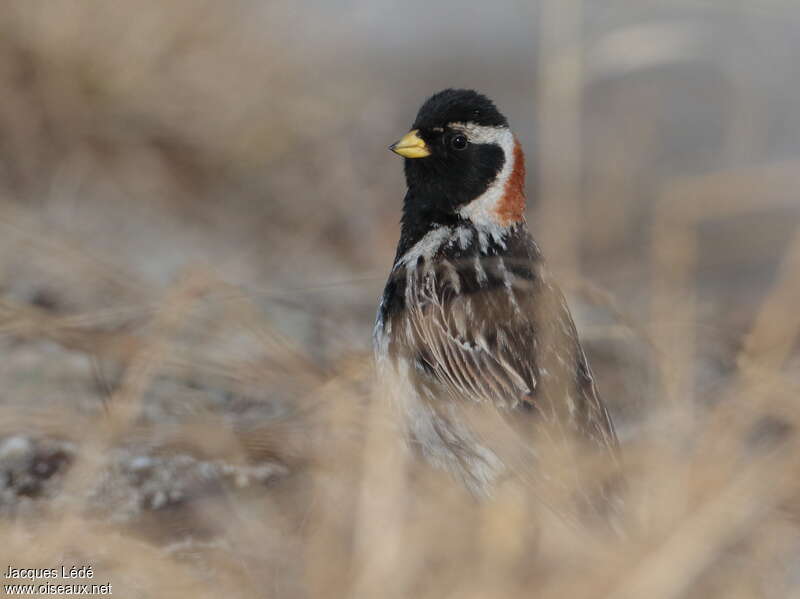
[374,89,618,498]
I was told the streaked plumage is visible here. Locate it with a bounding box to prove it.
[374,89,617,497]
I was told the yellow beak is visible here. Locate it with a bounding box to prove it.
[389,129,431,159]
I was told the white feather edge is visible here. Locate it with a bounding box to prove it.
[453,124,518,239]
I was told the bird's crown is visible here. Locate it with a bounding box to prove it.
[412,88,508,131]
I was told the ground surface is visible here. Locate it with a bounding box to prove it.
[1,3,800,598]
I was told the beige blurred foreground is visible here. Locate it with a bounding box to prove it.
[1,2,800,598]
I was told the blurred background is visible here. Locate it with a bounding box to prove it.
[1,1,799,598]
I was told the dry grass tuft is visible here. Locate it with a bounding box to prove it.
[0,2,799,598]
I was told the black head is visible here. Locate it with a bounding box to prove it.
[390,89,515,247]
[411,88,508,131]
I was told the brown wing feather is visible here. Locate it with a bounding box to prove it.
[391,251,617,453]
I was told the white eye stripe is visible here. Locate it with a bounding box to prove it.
[447,122,510,145]
[456,126,517,234]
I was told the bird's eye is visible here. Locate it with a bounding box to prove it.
[451,134,468,150]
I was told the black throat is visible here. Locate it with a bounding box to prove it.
[396,140,505,259]
[395,190,462,260]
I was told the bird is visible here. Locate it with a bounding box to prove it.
[373,89,619,500]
